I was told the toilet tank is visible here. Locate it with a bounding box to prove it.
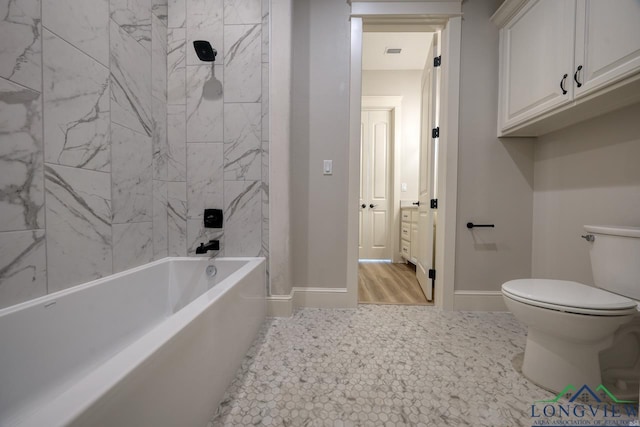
[585,225,640,300]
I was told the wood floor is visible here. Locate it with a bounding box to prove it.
[358,262,432,305]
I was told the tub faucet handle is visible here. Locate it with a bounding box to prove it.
[581,234,595,242]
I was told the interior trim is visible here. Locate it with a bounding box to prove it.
[267,287,352,317]
[453,291,507,312]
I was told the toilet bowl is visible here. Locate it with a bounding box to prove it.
[503,279,638,394]
[503,225,640,398]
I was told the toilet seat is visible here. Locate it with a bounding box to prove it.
[502,279,639,316]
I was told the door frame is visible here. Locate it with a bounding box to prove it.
[347,2,462,310]
[361,96,402,263]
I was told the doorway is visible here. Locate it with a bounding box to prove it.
[347,6,462,310]
[357,31,435,305]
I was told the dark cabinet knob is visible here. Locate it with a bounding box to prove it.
[369,204,377,208]
[361,203,366,209]
[412,201,420,206]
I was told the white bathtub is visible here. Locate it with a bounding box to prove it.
[0,257,266,427]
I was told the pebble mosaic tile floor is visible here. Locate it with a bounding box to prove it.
[210,306,636,426]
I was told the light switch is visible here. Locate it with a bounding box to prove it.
[323,160,333,175]
[401,183,407,192]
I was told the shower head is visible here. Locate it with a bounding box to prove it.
[193,40,217,62]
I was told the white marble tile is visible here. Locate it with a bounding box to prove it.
[224,0,261,25]
[168,0,185,28]
[186,64,223,142]
[0,78,44,232]
[152,180,168,259]
[0,0,41,91]
[152,0,168,22]
[261,62,269,141]
[186,0,223,65]
[167,28,186,104]
[111,123,153,223]
[110,0,152,51]
[224,180,261,256]
[168,181,187,256]
[152,96,168,180]
[224,24,261,103]
[152,14,167,102]
[224,103,261,181]
[42,30,110,172]
[113,222,153,272]
[45,164,112,293]
[110,20,152,137]
[167,104,186,180]
[42,0,109,67]
[186,219,223,256]
[0,229,46,309]
[212,307,555,427]
[261,224,268,261]
[261,0,268,63]
[186,143,223,219]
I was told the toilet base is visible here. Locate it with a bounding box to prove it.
[523,329,609,394]
[503,294,636,396]
[600,316,640,401]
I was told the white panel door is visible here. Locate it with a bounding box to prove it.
[500,0,575,130]
[574,0,640,98]
[359,109,391,260]
[416,38,439,302]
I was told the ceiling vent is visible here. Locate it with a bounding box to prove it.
[385,48,402,54]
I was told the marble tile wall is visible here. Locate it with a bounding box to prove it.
[0,0,169,308]
[166,0,269,288]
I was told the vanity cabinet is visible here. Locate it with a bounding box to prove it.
[493,0,640,137]
[400,208,418,264]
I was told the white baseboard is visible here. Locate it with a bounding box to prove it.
[269,288,506,314]
[267,287,354,316]
[266,293,293,317]
[453,290,507,312]
[293,287,354,309]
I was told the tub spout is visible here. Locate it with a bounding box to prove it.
[196,240,219,254]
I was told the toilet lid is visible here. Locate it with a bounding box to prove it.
[502,279,638,312]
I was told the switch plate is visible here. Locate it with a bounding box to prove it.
[323,160,333,175]
[401,183,407,192]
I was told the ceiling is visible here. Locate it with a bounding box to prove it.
[362,32,434,71]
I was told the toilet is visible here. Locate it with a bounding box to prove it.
[502,225,640,399]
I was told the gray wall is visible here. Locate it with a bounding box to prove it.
[290,0,351,289]
[288,0,535,293]
[454,0,534,292]
[532,103,640,285]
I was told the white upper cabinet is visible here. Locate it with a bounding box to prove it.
[574,0,640,98]
[493,0,640,137]
[498,0,575,131]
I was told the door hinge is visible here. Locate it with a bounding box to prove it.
[432,127,439,138]
[430,199,438,209]
[428,269,436,280]
[433,56,441,67]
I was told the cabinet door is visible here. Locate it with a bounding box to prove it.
[410,223,418,264]
[499,0,576,131]
[574,0,640,98]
